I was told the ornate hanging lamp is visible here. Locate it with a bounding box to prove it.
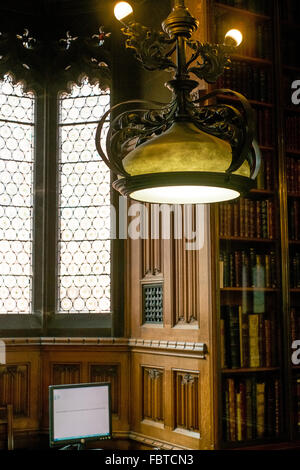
[95,0,261,204]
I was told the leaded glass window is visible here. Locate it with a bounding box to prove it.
[0,74,35,314]
[57,78,111,314]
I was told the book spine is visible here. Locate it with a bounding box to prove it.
[256,201,261,238]
[265,254,270,288]
[266,378,275,436]
[265,318,272,367]
[220,317,227,369]
[236,391,242,441]
[235,251,241,288]
[249,314,260,367]
[224,385,230,441]
[256,382,266,438]
[228,306,241,368]
[233,201,239,237]
[245,379,253,440]
[274,379,280,436]
[297,378,300,434]
[228,378,237,441]
[251,377,257,439]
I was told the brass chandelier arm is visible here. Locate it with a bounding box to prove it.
[121,23,177,71]
[192,88,259,178]
[95,105,127,176]
[187,42,233,84]
[95,99,176,176]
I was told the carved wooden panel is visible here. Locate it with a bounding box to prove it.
[175,371,200,432]
[142,204,163,278]
[0,365,29,417]
[90,364,119,415]
[172,206,201,325]
[52,364,80,385]
[142,367,164,423]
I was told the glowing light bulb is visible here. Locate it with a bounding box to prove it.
[224,29,243,47]
[114,2,133,21]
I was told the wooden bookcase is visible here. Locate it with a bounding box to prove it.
[208,0,300,449]
[278,0,300,442]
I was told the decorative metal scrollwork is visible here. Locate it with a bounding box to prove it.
[121,23,176,71]
[187,42,233,84]
[96,85,260,179]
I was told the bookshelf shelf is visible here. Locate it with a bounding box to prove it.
[286,149,300,156]
[220,237,277,243]
[220,287,279,292]
[289,240,300,245]
[215,2,271,21]
[232,54,272,66]
[283,65,300,73]
[250,189,275,196]
[222,368,280,374]
[282,21,300,31]
[288,193,300,199]
[217,94,274,109]
[259,145,275,152]
[290,289,300,293]
[285,107,300,114]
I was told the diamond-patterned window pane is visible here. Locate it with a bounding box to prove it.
[57,78,111,314]
[0,75,35,314]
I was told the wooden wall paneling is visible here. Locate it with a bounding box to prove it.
[129,198,143,336]
[130,204,212,344]
[0,365,29,418]
[52,363,81,385]
[41,342,131,437]
[170,204,212,339]
[131,348,212,450]
[174,371,200,433]
[172,206,201,326]
[90,364,120,416]
[142,367,164,424]
[0,344,40,437]
[142,204,163,278]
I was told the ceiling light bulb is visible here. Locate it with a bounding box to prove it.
[114,2,133,21]
[224,29,243,47]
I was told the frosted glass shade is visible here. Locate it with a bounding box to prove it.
[130,186,240,204]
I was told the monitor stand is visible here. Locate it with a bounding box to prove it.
[59,443,86,451]
[59,440,102,451]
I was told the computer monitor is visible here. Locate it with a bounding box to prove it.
[49,382,112,448]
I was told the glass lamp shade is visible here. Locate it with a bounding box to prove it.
[130,186,240,204]
[114,121,254,204]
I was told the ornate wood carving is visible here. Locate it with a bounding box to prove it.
[90,364,119,415]
[52,364,80,385]
[142,367,164,423]
[175,371,199,432]
[0,364,29,417]
[172,205,201,325]
[142,204,163,278]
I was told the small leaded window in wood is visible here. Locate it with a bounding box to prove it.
[142,284,163,324]
[57,78,111,314]
[0,75,35,314]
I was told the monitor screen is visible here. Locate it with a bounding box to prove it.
[49,382,112,447]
